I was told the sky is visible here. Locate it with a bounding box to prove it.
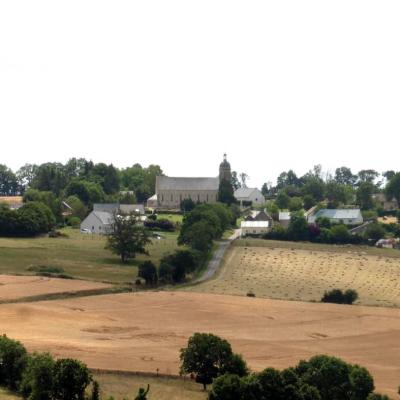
[1,1,399,188]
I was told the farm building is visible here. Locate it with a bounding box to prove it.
[234,187,265,207]
[241,220,270,236]
[80,211,114,234]
[278,211,291,228]
[146,194,158,208]
[153,154,231,209]
[308,209,363,226]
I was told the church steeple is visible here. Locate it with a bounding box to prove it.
[219,153,232,182]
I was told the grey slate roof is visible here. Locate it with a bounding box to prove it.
[92,211,114,225]
[234,187,257,198]
[313,209,362,220]
[156,176,219,191]
[93,203,119,213]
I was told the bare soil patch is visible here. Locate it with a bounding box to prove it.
[190,245,400,307]
[0,292,399,397]
[0,275,111,301]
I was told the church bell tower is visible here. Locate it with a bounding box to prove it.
[219,153,232,182]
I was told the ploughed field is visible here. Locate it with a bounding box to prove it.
[190,241,400,307]
[1,291,399,397]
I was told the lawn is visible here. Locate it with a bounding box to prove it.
[188,238,400,307]
[93,373,206,400]
[0,228,180,284]
[157,213,184,224]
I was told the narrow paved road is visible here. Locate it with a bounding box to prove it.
[194,229,241,284]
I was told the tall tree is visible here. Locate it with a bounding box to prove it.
[0,165,19,196]
[385,173,400,206]
[106,213,151,263]
[334,167,357,186]
[356,182,375,210]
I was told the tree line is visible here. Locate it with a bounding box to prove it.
[261,166,400,212]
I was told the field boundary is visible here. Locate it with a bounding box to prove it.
[0,285,131,304]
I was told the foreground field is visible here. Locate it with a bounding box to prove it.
[0,228,179,283]
[1,292,399,397]
[189,240,400,307]
[0,275,112,302]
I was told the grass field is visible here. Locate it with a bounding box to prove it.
[0,228,180,283]
[157,213,184,224]
[93,373,206,400]
[188,239,400,307]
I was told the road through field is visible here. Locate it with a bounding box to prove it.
[1,291,399,397]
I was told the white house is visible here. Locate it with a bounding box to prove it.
[278,211,291,228]
[80,211,114,234]
[308,209,363,226]
[241,220,270,236]
[234,188,265,207]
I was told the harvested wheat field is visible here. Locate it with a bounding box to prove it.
[190,244,400,307]
[0,275,112,301]
[0,292,399,397]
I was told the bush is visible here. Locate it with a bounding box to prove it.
[0,335,28,390]
[144,219,175,231]
[330,224,350,244]
[68,216,81,229]
[364,223,385,241]
[321,289,358,305]
[138,261,158,285]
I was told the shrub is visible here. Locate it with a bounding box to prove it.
[68,216,81,229]
[364,223,385,241]
[144,219,175,231]
[321,289,358,305]
[138,261,158,285]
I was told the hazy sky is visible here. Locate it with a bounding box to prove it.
[1,1,399,188]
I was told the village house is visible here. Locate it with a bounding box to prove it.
[80,203,145,234]
[372,193,399,211]
[234,187,265,207]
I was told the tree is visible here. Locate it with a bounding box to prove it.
[16,164,38,191]
[179,220,214,253]
[288,211,309,241]
[65,195,88,220]
[138,261,158,285]
[358,170,379,185]
[231,171,241,190]
[218,180,235,205]
[180,333,239,390]
[105,214,151,263]
[275,191,290,209]
[31,163,67,196]
[330,224,350,244]
[356,182,375,210]
[276,170,299,189]
[334,167,357,186]
[52,358,91,400]
[180,198,195,212]
[301,177,325,202]
[385,172,400,206]
[288,197,303,212]
[0,164,19,195]
[0,335,28,390]
[65,179,105,205]
[325,182,349,208]
[239,173,249,188]
[209,374,247,400]
[20,352,55,400]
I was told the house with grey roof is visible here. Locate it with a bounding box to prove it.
[308,209,363,226]
[80,210,115,234]
[81,203,146,234]
[234,187,265,207]
[153,154,232,209]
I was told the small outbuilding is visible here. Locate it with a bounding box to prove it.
[241,220,270,236]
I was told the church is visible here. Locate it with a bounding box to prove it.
[148,154,232,209]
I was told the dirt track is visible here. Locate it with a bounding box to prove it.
[0,275,111,301]
[1,292,399,397]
